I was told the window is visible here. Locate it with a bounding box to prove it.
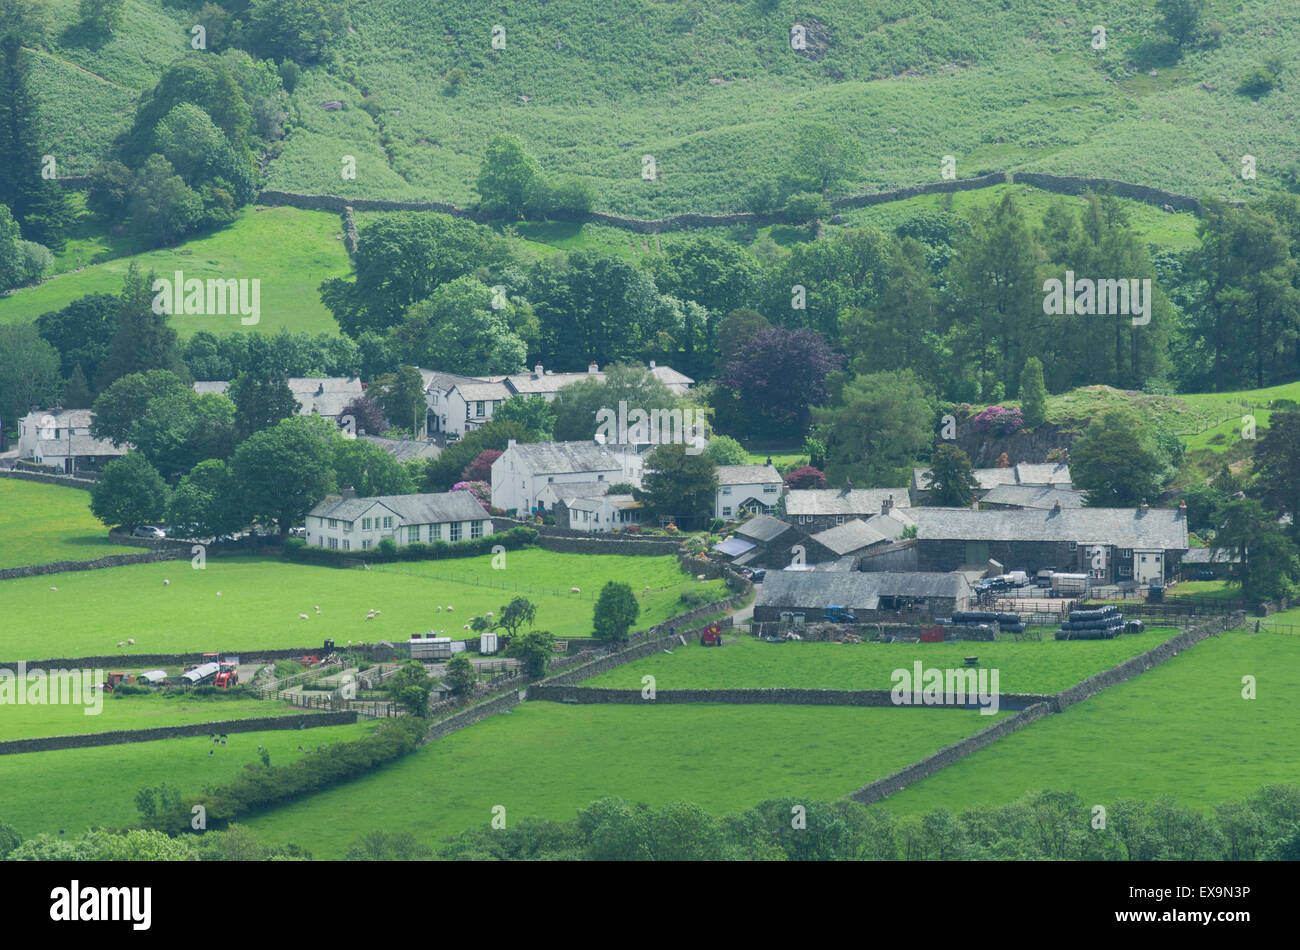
[836,516,844,525]
[1120,548,1133,559]
[327,537,339,550]
[450,523,462,542]
[1068,541,1077,552]
[383,516,393,529]
[343,521,352,533]
[362,518,371,530]
[430,523,441,540]
[328,518,338,529]
[471,521,483,539]
[723,506,732,517]
[361,540,371,550]
[476,401,485,417]
[722,486,732,495]
[764,485,778,494]
[548,477,554,483]
[342,539,350,551]
[408,526,420,543]
[597,474,604,481]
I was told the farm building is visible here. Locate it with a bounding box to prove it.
[753,570,973,624]
[784,487,909,530]
[906,503,1187,585]
[1179,546,1239,580]
[806,519,890,560]
[306,488,491,552]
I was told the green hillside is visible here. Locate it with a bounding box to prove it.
[24,1,1300,216]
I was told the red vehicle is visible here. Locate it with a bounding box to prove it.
[701,623,723,647]
[102,672,131,691]
[214,661,239,689]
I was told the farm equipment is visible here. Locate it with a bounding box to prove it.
[409,636,452,661]
[137,670,168,686]
[822,606,859,624]
[214,660,239,689]
[102,672,131,691]
[181,662,220,686]
[700,623,723,647]
[1051,573,1090,597]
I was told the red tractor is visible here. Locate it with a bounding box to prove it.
[701,623,723,647]
[214,661,239,689]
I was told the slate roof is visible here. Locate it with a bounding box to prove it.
[309,491,487,524]
[359,436,442,463]
[1182,547,1239,564]
[785,488,909,516]
[545,481,610,502]
[868,510,916,539]
[288,377,363,418]
[735,514,794,543]
[193,382,229,396]
[716,464,782,486]
[809,519,888,555]
[649,364,694,391]
[980,484,1087,509]
[452,381,512,402]
[36,436,126,458]
[907,507,1188,549]
[504,371,601,396]
[755,570,971,610]
[1014,463,1072,486]
[505,441,629,474]
[21,408,94,429]
[562,493,638,513]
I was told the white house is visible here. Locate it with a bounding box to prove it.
[15,409,126,474]
[444,380,512,438]
[418,370,483,435]
[491,440,642,515]
[305,488,491,552]
[647,360,694,396]
[715,464,783,521]
[501,363,603,402]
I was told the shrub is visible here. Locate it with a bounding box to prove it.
[971,405,1023,436]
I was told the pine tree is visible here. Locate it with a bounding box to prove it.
[0,37,70,250]
[95,264,188,391]
[1020,356,1047,429]
[63,363,93,408]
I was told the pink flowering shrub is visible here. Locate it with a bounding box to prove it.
[972,406,1023,436]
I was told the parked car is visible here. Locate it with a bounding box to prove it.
[288,526,306,538]
[132,525,165,539]
[823,606,859,624]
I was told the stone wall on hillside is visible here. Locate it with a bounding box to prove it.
[526,685,1052,710]
[0,470,97,490]
[0,711,356,756]
[423,689,523,743]
[1,647,324,672]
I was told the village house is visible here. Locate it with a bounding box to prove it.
[979,484,1088,510]
[715,464,783,521]
[305,487,490,552]
[193,377,364,423]
[15,409,126,474]
[491,440,643,515]
[358,435,442,464]
[552,491,644,533]
[784,487,910,530]
[903,503,1187,585]
[753,570,973,625]
[443,380,512,439]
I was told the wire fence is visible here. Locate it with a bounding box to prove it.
[366,563,598,600]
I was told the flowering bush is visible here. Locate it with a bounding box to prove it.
[972,405,1023,436]
[450,480,491,509]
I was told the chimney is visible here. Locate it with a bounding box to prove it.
[841,476,851,497]
[341,485,356,500]
[1052,500,1061,513]
[649,360,657,369]
[882,495,894,515]
[1178,500,1187,517]
[1139,500,1149,514]
[507,439,517,450]
[588,361,599,374]
[316,383,324,396]
[533,364,542,378]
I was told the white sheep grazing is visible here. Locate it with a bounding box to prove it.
[436,606,442,612]
[570,586,581,594]
[163,579,170,585]
[127,638,135,646]
[464,624,471,630]
[117,641,125,648]
[216,591,222,597]
[696,574,706,581]
[365,614,374,621]
[299,613,309,620]
[374,609,381,615]
[485,612,493,619]
[49,586,58,591]
[446,606,454,612]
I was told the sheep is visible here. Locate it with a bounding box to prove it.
[570,586,581,594]
[446,606,454,612]
[485,612,493,619]
[216,591,222,597]
[696,574,706,581]
[116,641,125,648]
[127,638,135,646]
[436,606,442,612]
[163,579,170,586]
[49,586,58,591]
[374,609,381,615]
[299,613,309,620]
[464,624,471,630]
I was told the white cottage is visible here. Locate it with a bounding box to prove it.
[305,488,491,552]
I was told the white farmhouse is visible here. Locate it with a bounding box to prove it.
[444,380,512,439]
[715,464,783,521]
[305,488,491,552]
[193,377,364,422]
[491,440,642,515]
[16,409,126,474]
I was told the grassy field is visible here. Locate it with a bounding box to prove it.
[243,701,1008,856]
[0,479,136,569]
[0,207,350,336]
[882,629,1300,815]
[580,626,1184,694]
[0,551,728,659]
[0,722,376,839]
[0,684,299,741]
[1166,579,1241,600]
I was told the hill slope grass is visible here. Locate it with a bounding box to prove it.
[0,478,137,569]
